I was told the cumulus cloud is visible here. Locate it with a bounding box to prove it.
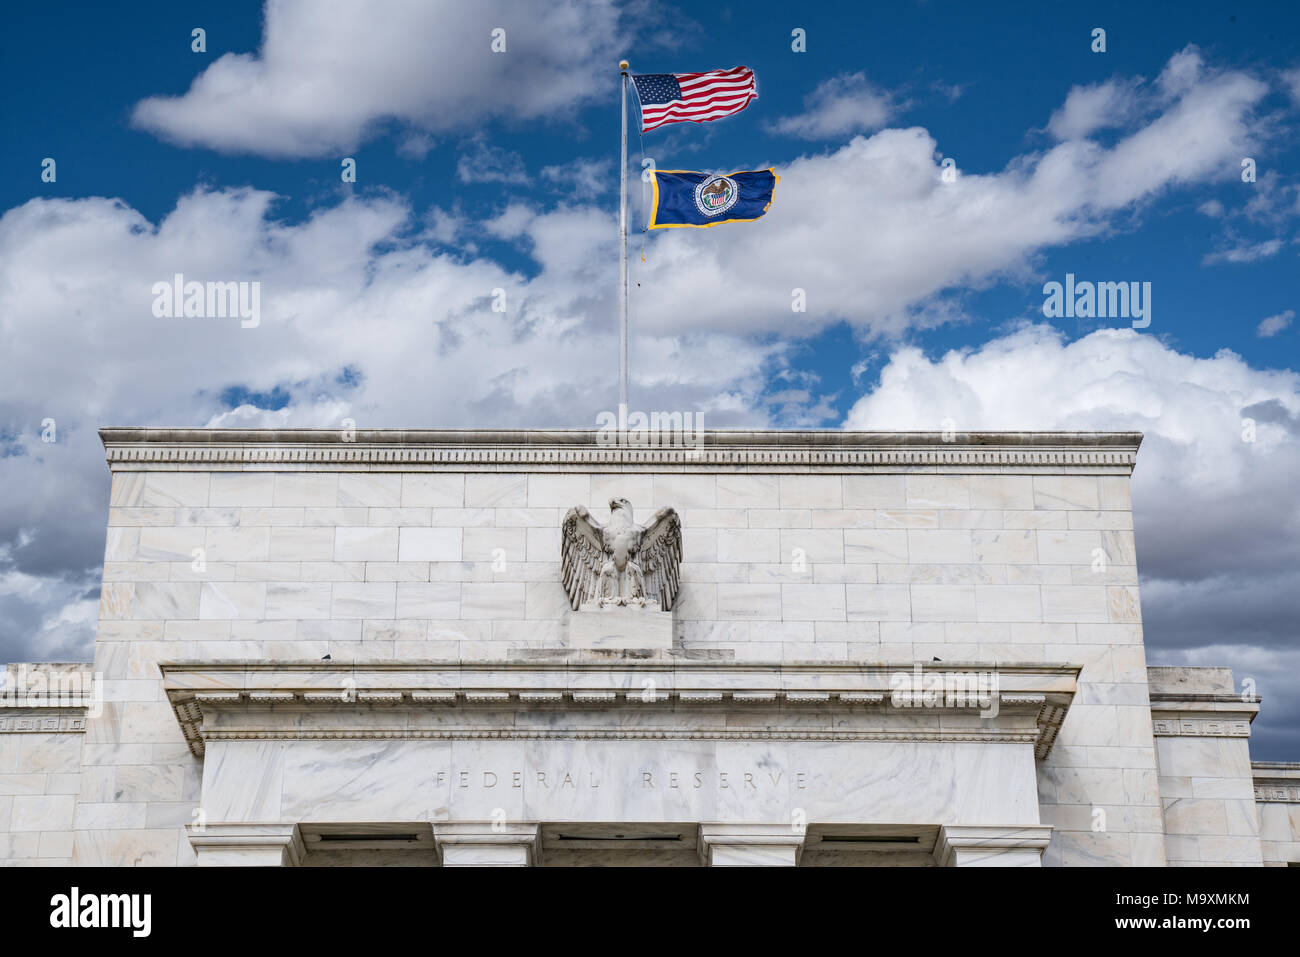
[131,0,641,157]
[843,324,1300,757]
[630,48,1269,339]
[767,72,897,139]
[0,186,803,663]
[129,39,1275,341]
[5,45,1298,764]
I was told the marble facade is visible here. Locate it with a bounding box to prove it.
[1,428,1296,866]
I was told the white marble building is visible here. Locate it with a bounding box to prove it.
[1,428,1296,866]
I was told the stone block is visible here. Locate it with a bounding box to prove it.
[335,526,398,562]
[396,527,460,562]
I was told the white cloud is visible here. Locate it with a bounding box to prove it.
[1242,170,1300,225]
[842,324,1300,581]
[629,49,1270,340]
[1047,79,1136,140]
[457,135,529,185]
[1088,51,1265,207]
[396,132,435,161]
[1157,45,1206,97]
[843,324,1300,754]
[767,72,896,139]
[131,0,632,157]
[4,45,1296,703]
[130,40,1277,344]
[1203,238,1284,264]
[421,205,466,245]
[542,158,614,195]
[931,81,964,102]
[0,185,805,661]
[484,201,537,239]
[1283,67,1300,105]
[1258,309,1294,337]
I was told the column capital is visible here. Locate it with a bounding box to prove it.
[934,824,1053,867]
[433,822,541,866]
[698,823,807,866]
[187,822,305,867]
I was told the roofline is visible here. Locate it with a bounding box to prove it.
[99,427,1144,449]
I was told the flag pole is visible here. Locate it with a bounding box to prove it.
[618,60,630,431]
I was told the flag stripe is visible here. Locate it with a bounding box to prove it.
[640,96,757,128]
[678,75,753,94]
[642,108,755,131]
[642,93,757,116]
[632,66,757,133]
[675,66,751,83]
[641,96,757,130]
[640,92,756,120]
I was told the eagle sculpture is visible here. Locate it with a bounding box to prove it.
[561,498,682,611]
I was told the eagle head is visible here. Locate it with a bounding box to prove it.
[609,497,632,514]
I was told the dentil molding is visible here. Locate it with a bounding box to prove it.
[101,428,1141,473]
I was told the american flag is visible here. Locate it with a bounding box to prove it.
[631,66,757,133]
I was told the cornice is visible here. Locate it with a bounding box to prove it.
[1149,692,1259,738]
[160,659,1079,761]
[158,657,1084,677]
[1252,762,1300,803]
[100,428,1141,474]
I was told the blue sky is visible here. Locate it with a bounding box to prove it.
[4,0,1297,405]
[0,0,1298,755]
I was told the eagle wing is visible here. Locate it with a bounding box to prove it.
[560,505,607,610]
[638,506,683,611]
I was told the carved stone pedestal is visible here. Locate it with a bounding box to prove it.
[569,603,673,649]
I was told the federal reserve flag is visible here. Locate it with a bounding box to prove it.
[647,168,779,229]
